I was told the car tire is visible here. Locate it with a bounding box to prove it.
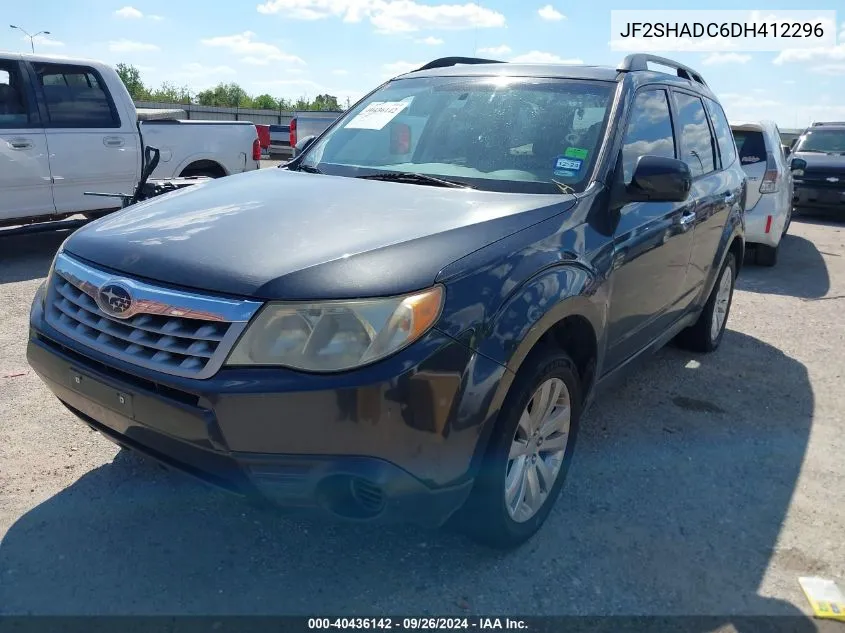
[675,252,737,353]
[450,348,582,549]
[756,243,779,267]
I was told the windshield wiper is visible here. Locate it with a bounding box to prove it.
[293,164,323,174]
[356,172,475,189]
[551,179,575,194]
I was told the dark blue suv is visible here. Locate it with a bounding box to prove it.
[27,54,745,548]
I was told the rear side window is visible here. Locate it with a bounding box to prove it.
[732,130,767,165]
[0,62,34,128]
[703,98,737,168]
[32,63,120,128]
[621,89,676,184]
[672,92,717,178]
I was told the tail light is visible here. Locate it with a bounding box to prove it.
[760,151,779,194]
[252,138,261,161]
[289,118,297,148]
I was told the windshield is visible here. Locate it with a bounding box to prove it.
[296,76,616,194]
[795,128,845,154]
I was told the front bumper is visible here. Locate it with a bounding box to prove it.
[793,182,845,214]
[26,294,502,527]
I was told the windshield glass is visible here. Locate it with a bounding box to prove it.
[297,76,616,194]
[795,128,845,153]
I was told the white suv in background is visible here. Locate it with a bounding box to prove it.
[730,120,794,266]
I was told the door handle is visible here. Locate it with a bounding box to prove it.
[103,136,125,148]
[680,209,696,226]
[7,138,33,150]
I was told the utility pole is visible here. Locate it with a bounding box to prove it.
[9,25,51,53]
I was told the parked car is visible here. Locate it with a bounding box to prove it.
[255,124,271,159]
[288,110,343,152]
[790,121,845,218]
[730,120,793,266]
[268,123,291,157]
[27,54,745,548]
[0,52,260,228]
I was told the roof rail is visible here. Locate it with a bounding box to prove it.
[811,121,845,127]
[414,56,505,72]
[617,54,708,87]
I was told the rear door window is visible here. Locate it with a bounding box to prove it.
[672,92,717,178]
[732,130,767,166]
[32,63,120,128]
[703,98,737,169]
[0,62,35,128]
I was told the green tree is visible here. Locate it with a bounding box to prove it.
[252,93,279,110]
[312,94,340,111]
[195,82,251,108]
[115,63,149,100]
[149,82,193,104]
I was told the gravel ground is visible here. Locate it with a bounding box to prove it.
[0,214,843,618]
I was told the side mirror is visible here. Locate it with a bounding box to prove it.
[790,157,807,175]
[627,155,692,203]
[293,135,317,158]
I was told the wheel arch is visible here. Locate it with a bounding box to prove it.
[177,157,228,178]
[465,266,607,480]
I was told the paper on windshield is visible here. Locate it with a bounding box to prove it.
[345,101,409,130]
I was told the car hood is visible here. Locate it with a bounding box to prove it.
[64,168,575,300]
[792,151,845,171]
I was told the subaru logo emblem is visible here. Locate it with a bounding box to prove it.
[826,176,840,183]
[97,282,134,318]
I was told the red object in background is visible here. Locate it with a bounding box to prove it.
[390,123,411,154]
[252,138,262,161]
[255,124,270,150]
[289,118,297,148]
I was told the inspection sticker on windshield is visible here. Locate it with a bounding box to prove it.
[345,102,409,130]
[564,147,589,160]
[554,156,583,177]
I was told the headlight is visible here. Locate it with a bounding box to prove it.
[226,285,444,372]
[792,169,804,177]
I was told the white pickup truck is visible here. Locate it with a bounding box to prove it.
[0,52,260,227]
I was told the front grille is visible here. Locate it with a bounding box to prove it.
[45,252,262,379]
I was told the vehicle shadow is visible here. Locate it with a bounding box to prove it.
[0,332,818,629]
[0,229,73,284]
[739,232,829,299]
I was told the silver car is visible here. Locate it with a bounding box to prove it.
[730,120,794,266]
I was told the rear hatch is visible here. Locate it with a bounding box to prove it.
[731,126,768,209]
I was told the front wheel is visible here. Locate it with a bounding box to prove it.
[451,349,582,549]
[676,252,736,353]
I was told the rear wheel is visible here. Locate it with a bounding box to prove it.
[675,252,736,353]
[755,243,779,267]
[452,348,582,549]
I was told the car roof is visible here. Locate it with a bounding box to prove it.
[730,120,778,133]
[395,58,718,100]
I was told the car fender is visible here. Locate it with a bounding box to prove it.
[458,263,607,478]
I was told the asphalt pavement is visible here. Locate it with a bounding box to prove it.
[0,214,843,618]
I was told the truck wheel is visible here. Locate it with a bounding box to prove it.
[451,348,582,549]
[755,243,779,267]
[676,252,736,353]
